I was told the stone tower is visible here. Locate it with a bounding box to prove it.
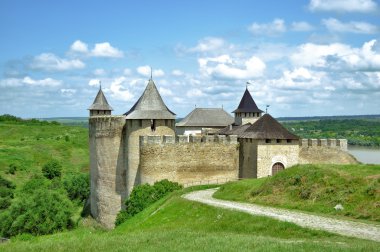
[88,86,126,228]
[233,87,263,125]
[124,78,176,196]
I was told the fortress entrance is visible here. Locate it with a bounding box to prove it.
[272,162,284,175]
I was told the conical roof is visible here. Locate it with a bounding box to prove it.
[124,79,176,119]
[239,114,299,139]
[232,88,263,113]
[88,87,113,111]
[176,108,234,127]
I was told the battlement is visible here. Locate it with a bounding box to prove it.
[139,134,238,147]
[89,116,126,138]
[299,138,347,151]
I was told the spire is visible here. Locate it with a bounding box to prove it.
[232,88,263,113]
[124,79,176,119]
[150,67,153,80]
[88,85,113,111]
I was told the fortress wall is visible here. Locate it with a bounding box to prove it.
[89,116,126,229]
[256,140,300,178]
[125,119,175,197]
[300,138,348,151]
[239,139,258,178]
[139,135,239,185]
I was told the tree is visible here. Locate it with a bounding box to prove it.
[42,160,62,179]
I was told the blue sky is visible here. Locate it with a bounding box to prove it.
[1,0,380,118]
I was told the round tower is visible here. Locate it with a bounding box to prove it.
[233,87,263,125]
[124,78,176,196]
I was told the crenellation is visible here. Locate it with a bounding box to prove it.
[318,139,328,146]
[299,138,348,151]
[189,135,202,143]
[177,135,188,143]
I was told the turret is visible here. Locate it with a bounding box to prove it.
[88,86,113,116]
[124,78,176,195]
[232,87,263,125]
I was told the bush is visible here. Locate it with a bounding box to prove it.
[0,176,15,210]
[0,189,74,237]
[42,160,62,179]
[115,179,182,226]
[7,164,17,175]
[63,173,90,202]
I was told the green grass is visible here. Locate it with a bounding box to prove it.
[214,164,380,222]
[1,187,379,251]
[0,122,89,189]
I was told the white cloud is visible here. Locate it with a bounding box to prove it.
[189,37,225,52]
[309,0,377,13]
[199,54,266,79]
[0,76,62,87]
[91,42,124,58]
[109,77,134,101]
[70,40,88,53]
[291,21,314,32]
[172,70,184,76]
[31,53,85,71]
[159,87,173,96]
[93,68,106,76]
[186,88,205,98]
[248,19,286,36]
[137,65,165,77]
[322,18,378,34]
[60,88,77,97]
[88,79,100,86]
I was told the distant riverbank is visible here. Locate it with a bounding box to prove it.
[348,146,380,165]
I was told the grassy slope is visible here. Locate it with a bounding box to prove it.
[0,122,88,188]
[1,187,379,252]
[214,164,380,222]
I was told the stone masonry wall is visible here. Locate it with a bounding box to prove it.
[139,135,239,185]
[256,140,299,178]
[89,116,126,229]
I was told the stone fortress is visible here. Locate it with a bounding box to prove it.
[88,78,353,228]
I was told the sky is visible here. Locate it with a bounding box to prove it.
[0,0,380,118]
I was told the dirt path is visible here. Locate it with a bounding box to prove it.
[182,188,380,242]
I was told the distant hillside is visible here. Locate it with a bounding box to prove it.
[277,114,380,122]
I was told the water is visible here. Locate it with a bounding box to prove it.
[348,146,380,164]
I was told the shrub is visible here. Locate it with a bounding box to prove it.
[115,180,182,226]
[0,176,15,210]
[0,176,15,189]
[7,164,17,175]
[63,173,90,202]
[0,189,74,237]
[42,160,62,179]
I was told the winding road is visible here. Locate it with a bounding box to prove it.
[182,188,380,242]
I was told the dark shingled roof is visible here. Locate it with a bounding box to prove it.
[217,123,252,136]
[124,79,176,119]
[176,108,234,127]
[232,88,263,113]
[88,88,113,111]
[239,114,299,140]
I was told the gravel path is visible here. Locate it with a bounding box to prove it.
[182,188,380,242]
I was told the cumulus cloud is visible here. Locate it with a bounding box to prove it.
[60,88,77,97]
[88,79,101,86]
[159,87,173,96]
[0,76,62,87]
[248,19,286,36]
[70,40,88,53]
[123,68,132,75]
[199,54,266,79]
[136,65,165,77]
[93,68,106,76]
[322,18,378,34]
[69,40,124,58]
[30,53,85,71]
[109,77,134,101]
[172,70,184,76]
[189,37,225,52]
[291,21,314,32]
[91,42,124,58]
[309,0,377,13]
[186,88,205,98]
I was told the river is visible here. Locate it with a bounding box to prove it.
[348,146,380,165]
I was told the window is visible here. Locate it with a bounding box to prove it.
[287,139,292,143]
[151,119,156,132]
[276,139,281,143]
[265,139,271,143]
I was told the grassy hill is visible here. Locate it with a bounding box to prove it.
[1,185,379,251]
[214,164,380,222]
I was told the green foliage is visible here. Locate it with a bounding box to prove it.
[0,114,60,126]
[115,179,182,226]
[63,173,90,202]
[282,119,380,146]
[215,164,380,222]
[6,164,17,175]
[42,160,62,179]
[0,175,15,210]
[0,189,74,237]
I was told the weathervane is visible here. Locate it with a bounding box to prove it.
[150,67,153,80]
[246,81,252,88]
[266,105,270,114]
[99,80,102,90]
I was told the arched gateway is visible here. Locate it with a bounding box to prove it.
[272,162,285,175]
